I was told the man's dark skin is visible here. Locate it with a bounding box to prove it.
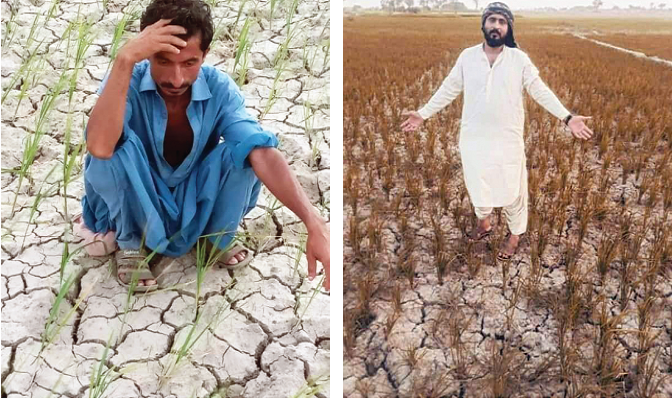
[86,19,330,289]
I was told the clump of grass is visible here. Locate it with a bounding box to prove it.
[272,0,301,68]
[106,4,140,72]
[595,232,618,284]
[21,165,59,250]
[590,296,627,397]
[10,68,69,215]
[292,374,329,397]
[233,16,254,87]
[88,333,123,398]
[41,268,97,353]
[159,290,236,382]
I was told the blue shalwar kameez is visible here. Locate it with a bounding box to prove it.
[81,60,279,257]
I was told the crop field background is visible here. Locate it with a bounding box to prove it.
[1,0,330,397]
[343,15,671,397]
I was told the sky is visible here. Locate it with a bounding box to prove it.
[344,0,669,10]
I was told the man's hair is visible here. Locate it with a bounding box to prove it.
[140,0,214,53]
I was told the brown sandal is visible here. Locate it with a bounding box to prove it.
[497,233,521,261]
[114,248,158,292]
[468,226,492,242]
[204,240,253,269]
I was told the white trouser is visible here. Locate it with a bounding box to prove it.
[473,176,528,235]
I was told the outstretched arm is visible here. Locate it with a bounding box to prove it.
[249,148,330,291]
[401,51,465,132]
[523,55,593,140]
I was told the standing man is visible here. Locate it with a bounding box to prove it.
[79,0,330,291]
[401,2,593,261]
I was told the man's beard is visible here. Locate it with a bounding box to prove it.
[483,27,506,47]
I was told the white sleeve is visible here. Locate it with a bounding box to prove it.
[522,54,571,121]
[418,52,464,120]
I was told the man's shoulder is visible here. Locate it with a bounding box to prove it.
[460,44,482,56]
[507,46,531,61]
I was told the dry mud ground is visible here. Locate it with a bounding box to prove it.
[1,0,330,397]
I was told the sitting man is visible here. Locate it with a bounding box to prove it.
[78,0,330,291]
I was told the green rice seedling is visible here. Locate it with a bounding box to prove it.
[193,230,236,304]
[291,230,308,279]
[11,55,42,118]
[25,13,43,50]
[272,0,301,67]
[120,237,163,316]
[262,193,281,232]
[1,39,45,107]
[88,333,117,398]
[261,63,288,118]
[291,374,329,398]
[294,274,325,328]
[21,165,59,251]
[41,271,97,353]
[11,67,69,214]
[269,0,284,29]
[303,21,329,73]
[233,16,254,86]
[2,0,21,48]
[45,367,68,398]
[60,17,94,224]
[210,16,231,47]
[160,291,236,381]
[107,6,139,70]
[233,0,249,28]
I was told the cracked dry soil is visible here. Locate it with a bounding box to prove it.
[1,0,330,397]
[344,17,671,398]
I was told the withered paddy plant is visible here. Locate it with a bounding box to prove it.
[343,14,672,398]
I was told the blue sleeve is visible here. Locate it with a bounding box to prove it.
[84,72,134,145]
[217,73,279,169]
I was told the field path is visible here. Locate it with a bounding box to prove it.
[572,32,672,67]
[1,0,330,397]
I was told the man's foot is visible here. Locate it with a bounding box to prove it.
[118,272,157,287]
[497,234,520,261]
[203,240,254,269]
[468,217,492,241]
[224,249,248,265]
[115,249,159,291]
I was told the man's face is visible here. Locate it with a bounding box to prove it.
[483,13,509,47]
[149,30,209,100]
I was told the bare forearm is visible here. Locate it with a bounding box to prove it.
[249,148,324,231]
[86,54,135,159]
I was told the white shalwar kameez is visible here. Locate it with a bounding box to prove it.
[418,43,570,234]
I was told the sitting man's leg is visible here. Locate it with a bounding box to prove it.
[196,142,266,266]
[81,137,173,287]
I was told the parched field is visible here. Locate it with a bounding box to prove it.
[1,0,330,397]
[343,15,672,397]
